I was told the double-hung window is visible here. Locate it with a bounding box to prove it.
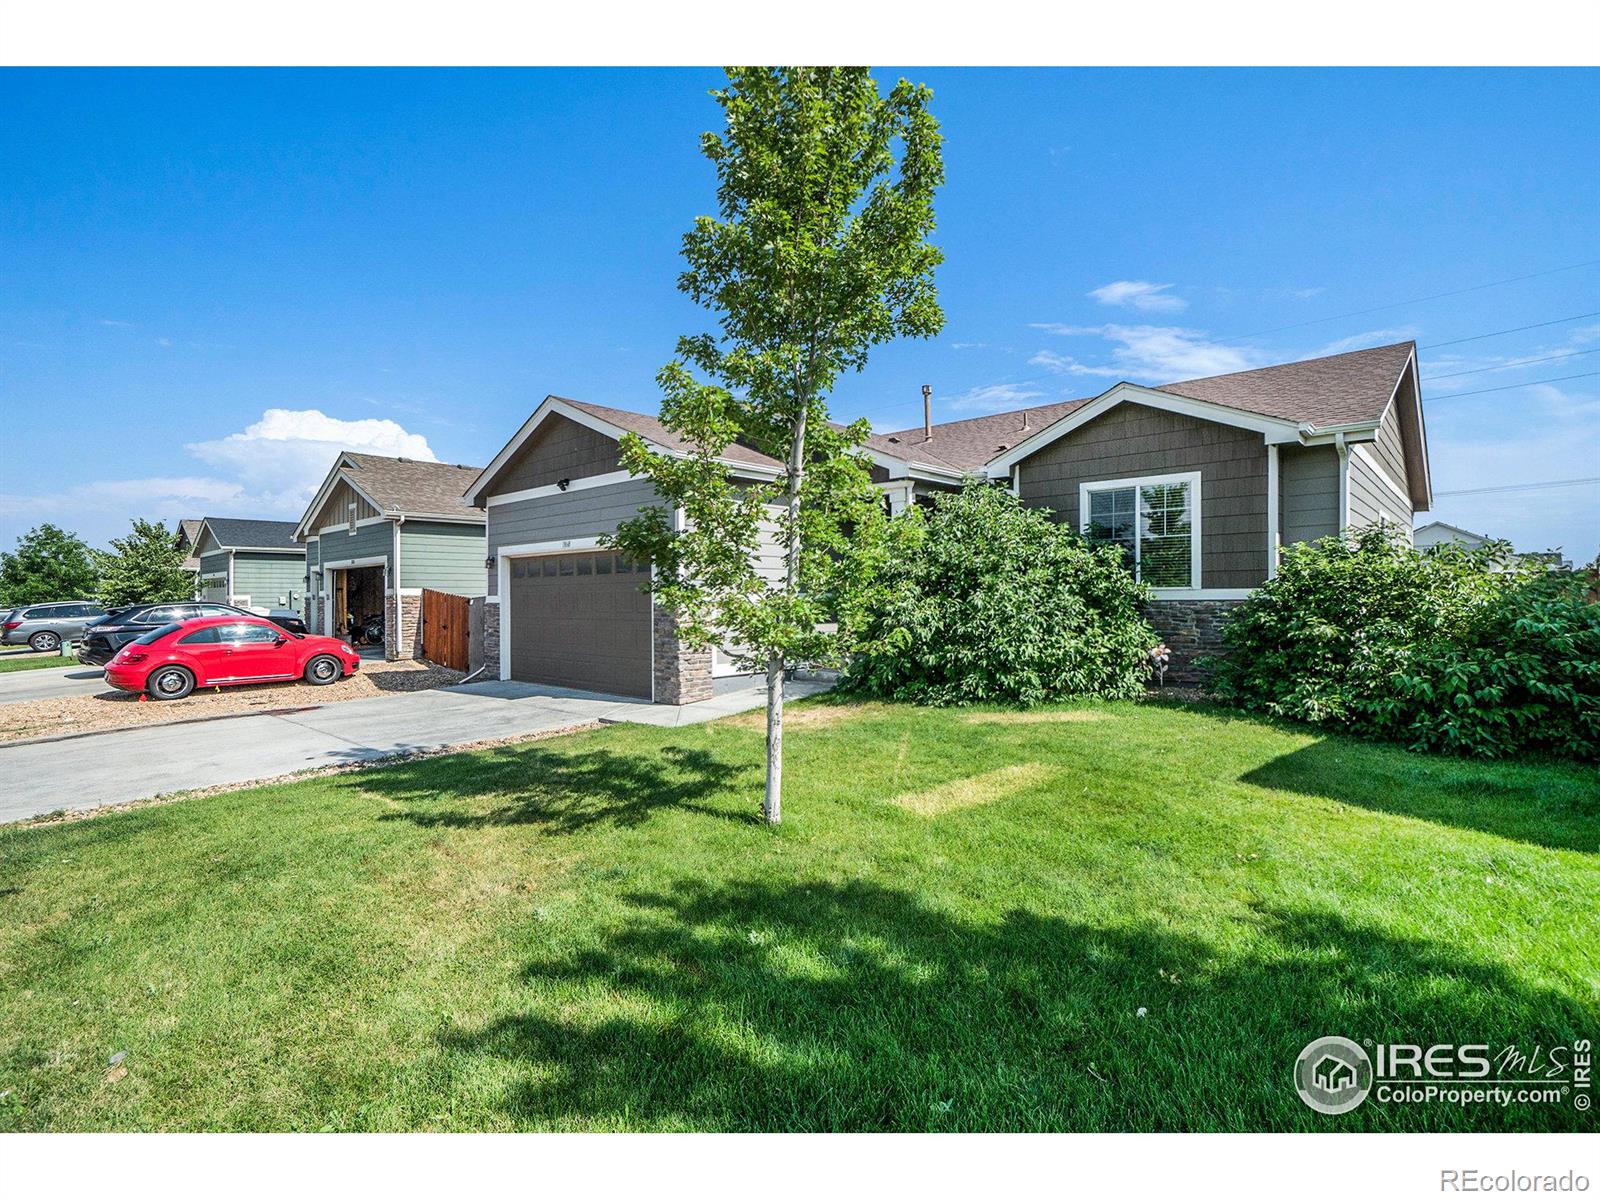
[1080,471,1201,590]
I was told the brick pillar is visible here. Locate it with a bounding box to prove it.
[1144,599,1246,685]
[482,600,502,679]
[652,602,712,705]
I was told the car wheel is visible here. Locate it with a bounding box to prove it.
[29,631,61,653]
[147,666,195,701]
[304,654,342,686]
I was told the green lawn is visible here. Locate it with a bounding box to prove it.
[1,697,1594,1132]
[0,651,79,672]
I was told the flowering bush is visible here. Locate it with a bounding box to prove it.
[843,483,1158,705]
[1208,527,1600,760]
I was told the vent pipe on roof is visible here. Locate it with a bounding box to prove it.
[922,385,933,441]
[1021,409,1030,432]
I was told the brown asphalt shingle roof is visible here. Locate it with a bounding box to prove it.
[866,341,1416,472]
[561,398,784,470]
[341,453,487,520]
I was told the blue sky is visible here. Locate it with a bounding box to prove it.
[3,68,1596,558]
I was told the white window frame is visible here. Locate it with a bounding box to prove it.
[1079,470,1204,596]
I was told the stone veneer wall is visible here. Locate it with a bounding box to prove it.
[652,603,713,704]
[482,600,501,678]
[1144,599,1245,686]
[384,593,422,662]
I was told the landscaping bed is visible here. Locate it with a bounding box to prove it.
[0,658,464,743]
[0,697,1593,1132]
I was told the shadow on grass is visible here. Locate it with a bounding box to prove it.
[1241,740,1599,853]
[361,742,760,834]
[441,878,1590,1132]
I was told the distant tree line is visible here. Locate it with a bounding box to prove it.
[0,520,195,609]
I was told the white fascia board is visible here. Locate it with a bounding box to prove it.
[319,553,390,571]
[985,383,1303,476]
[469,395,784,504]
[391,511,487,526]
[316,515,389,535]
[225,546,309,554]
[293,455,374,540]
[485,470,638,507]
[1351,443,1414,510]
[859,445,968,485]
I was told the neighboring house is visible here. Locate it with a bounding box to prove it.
[175,518,205,599]
[1414,520,1572,570]
[294,452,487,660]
[1413,520,1492,552]
[467,341,1432,698]
[192,518,307,611]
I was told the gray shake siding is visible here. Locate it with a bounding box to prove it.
[496,414,622,493]
[1278,445,1339,545]
[486,478,660,596]
[1016,402,1268,590]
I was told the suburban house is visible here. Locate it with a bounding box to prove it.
[295,452,487,660]
[1414,520,1572,570]
[192,518,307,611]
[466,340,1431,698]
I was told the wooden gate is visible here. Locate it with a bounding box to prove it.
[420,588,470,671]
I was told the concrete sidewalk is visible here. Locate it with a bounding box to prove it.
[0,677,829,824]
[0,663,108,706]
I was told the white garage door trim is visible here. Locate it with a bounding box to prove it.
[497,537,654,702]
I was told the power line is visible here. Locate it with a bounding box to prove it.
[1425,347,1600,380]
[1210,260,1600,345]
[1429,371,1598,401]
[1421,311,1600,349]
[1434,477,1600,498]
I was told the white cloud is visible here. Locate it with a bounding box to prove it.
[944,383,1046,413]
[2,408,438,547]
[1031,323,1263,380]
[1087,280,1187,313]
[1028,350,1122,378]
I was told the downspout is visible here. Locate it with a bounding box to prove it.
[1333,432,1350,535]
[392,515,406,660]
[227,548,236,604]
[1265,442,1280,580]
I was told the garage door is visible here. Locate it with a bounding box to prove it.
[507,551,652,699]
[199,578,227,603]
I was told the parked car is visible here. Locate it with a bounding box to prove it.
[78,602,309,666]
[1,601,108,651]
[104,616,361,700]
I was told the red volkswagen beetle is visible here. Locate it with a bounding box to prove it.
[104,616,362,700]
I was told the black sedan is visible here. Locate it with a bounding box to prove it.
[78,602,309,666]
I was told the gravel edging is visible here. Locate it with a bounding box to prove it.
[11,720,603,831]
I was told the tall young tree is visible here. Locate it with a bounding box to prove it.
[0,523,100,607]
[96,519,193,607]
[608,67,944,824]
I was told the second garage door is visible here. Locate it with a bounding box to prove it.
[507,550,652,699]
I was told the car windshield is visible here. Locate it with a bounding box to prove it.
[132,622,183,646]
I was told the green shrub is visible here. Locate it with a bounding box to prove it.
[843,483,1158,705]
[1209,527,1600,760]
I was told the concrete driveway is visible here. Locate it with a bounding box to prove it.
[0,677,828,824]
[0,663,108,705]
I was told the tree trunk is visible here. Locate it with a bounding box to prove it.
[762,401,809,826]
[764,652,783,824]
